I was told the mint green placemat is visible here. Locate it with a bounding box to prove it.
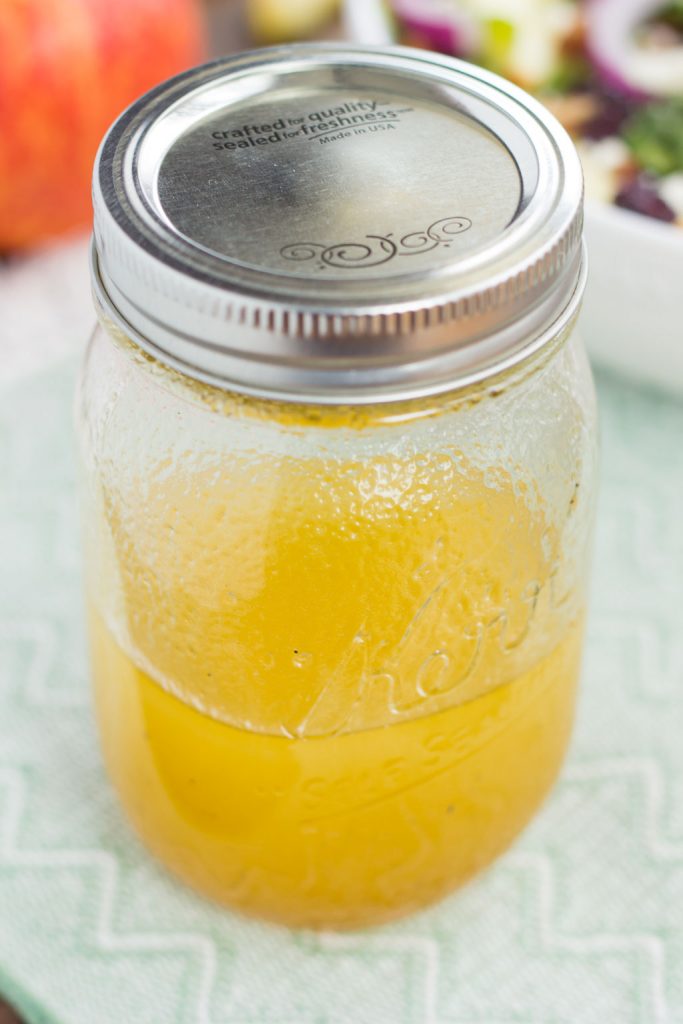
[1,361,682,1024]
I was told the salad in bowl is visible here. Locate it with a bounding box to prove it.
[389,0,683,223]
[345,0,683,391]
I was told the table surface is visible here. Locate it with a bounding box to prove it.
[2,355,683,1024]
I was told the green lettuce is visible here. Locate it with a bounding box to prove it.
[624,97,683,175]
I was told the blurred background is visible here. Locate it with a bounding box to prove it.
[2,0,683,392]
[1,4,682,1023]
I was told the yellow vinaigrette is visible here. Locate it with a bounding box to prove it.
[89,448,582,928]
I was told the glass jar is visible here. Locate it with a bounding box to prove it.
[79,44,597,929]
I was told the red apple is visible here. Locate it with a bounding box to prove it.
[0,0,204,250]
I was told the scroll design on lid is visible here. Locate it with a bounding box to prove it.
[280,216,472,270]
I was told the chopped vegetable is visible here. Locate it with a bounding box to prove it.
[581,93,633,140]
[651,0,683,33]
[659,170,683,214]
[623,96,683,173]
[586,0,658,99]
[545,54,591,94]
[247,0,340,43]
[463,1,580,89]
[480,17,515,75]
[586,0,683,98]
[576,137,632,201]
[393,0,479,55]
[615,174,677,219]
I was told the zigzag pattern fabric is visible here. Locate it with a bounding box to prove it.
[0,361,681,1024]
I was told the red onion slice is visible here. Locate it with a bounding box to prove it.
[391,0,479,56]
[586,0,683,99]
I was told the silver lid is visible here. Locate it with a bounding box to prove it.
[92,43,584,403]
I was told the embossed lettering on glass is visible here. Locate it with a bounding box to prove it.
[79,45,597,929]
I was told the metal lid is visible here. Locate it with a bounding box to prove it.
[92,43,584,403]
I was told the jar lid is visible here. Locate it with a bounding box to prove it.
[92,44,585,403]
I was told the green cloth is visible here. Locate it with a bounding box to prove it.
[1,361,682,1024]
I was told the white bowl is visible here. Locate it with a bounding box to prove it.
[582,199,683,394]
[343,0,683,396]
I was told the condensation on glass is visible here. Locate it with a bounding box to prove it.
[79,44,598,929]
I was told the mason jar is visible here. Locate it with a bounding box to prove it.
[79,44,597,929]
